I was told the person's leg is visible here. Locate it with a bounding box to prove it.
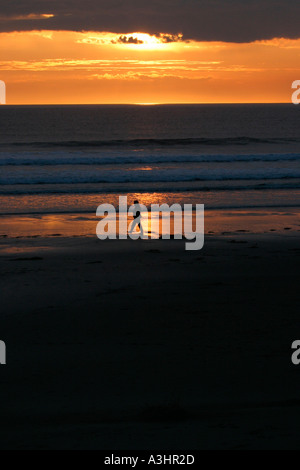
[129,218,138,234]
[139,222,144,238]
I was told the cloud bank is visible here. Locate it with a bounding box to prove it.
[0,0,299,42]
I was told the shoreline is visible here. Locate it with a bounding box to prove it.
[0,206,299,241]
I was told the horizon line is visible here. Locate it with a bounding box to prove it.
[0,102,292,106]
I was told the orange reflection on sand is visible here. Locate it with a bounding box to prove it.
[1,207,299,239]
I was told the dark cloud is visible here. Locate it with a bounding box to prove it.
[155,33,184,43]
[116,35,143,44]
[111,33,183,45]
[0,0,299,42]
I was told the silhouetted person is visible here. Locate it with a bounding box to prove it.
[129,199,144,237]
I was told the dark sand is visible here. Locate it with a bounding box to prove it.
[0,210,300,449]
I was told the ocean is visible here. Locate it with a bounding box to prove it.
[0,104,299,214]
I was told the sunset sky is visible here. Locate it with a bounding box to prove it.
[0,0,299,104]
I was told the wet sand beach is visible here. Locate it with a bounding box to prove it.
[0,209,300,449]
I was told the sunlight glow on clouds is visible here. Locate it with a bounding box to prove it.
[1,30,300,104]
[0,13,55,21]
[77,32,184,50]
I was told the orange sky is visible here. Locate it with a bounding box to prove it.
[1,31,299,104]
